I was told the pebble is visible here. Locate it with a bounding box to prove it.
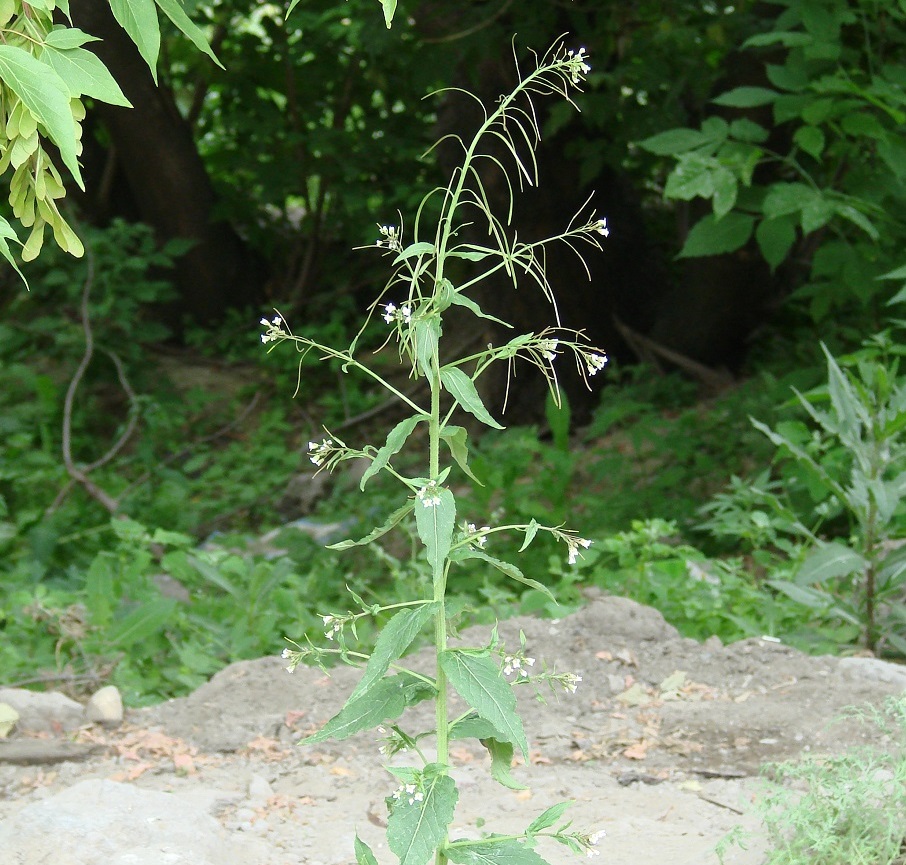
[0,687,83,733]
[248,773,274,805]
[85,685,124,726]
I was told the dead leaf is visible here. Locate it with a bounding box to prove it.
[616,683,652,707]
[595,650,613,661]
[330,765,353,777]
[622,742,650,760]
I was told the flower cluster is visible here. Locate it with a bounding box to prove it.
[503,654,536,680]
[320,614,342,641]
[391,783,424,806]
[560,672,583,694]
[579,829,607,858]
[594,217,609,238]
[280,645,303,673]
[376,224,402,251]
[382,302,412,326]
[308,438,334,468]
[565,535,593,565]
[538,337,560,363]
[583,352,608,377]
[260,315,287,344]
[416,481,443,508]
[466,522,489,548]
[565,47,591,84]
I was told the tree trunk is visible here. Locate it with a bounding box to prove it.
[71,0,266,322]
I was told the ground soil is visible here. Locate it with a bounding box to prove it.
[2,595,904,865]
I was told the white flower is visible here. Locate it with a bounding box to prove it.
[308,438,334,467]
[401,304,412,322]
[416,482,443,508]
[467,523,490,547]
[383,302,397,324]
[564,673,582,693]
[566,47,591,83]
[260,314,287,344]
[595,218,610,238]
[566,536,592,566]
[586,353,608,376]
[539,338,559,362]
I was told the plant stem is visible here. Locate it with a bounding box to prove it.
[430,355,450,865]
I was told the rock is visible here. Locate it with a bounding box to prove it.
[85,685,124,726]
[836,656,906,690]
[0,687,83,733]
[247,773,274,805]
[0,778,267,865]
[0,702,19,737]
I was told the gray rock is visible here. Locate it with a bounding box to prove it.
[85,685,124,726]
[0,687,84,733]
[837,656,906,689]
[247,773,274,805]
[0,778,267,865]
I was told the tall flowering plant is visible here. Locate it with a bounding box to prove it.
[265,40,608,865]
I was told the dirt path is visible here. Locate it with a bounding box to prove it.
[2,596,905,865]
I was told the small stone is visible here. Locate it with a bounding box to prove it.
[0,688,83,733]
[247,774,273,805]
[0,703,19,737]
[85,685,124,726]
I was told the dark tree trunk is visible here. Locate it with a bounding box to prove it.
[71,0,265,322]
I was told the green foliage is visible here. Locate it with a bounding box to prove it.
[640,0,906,321]
[719,695,906,865]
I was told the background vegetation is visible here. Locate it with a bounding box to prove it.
[1,0,904,705]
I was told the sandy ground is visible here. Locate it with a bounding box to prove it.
[2,595,905,865]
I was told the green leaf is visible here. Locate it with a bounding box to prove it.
[794,125,825,159]
[0,46,82,188]
[301,674,409,743]
[448,714,526,790]
[447,289,510,326]
[40,45,131,106]
[154,0,223,67]
[379,0,397,28]
[387,768,458,865]
[768,578,834,610]
[354,836,380,865]
[756,216,796,270]
[361,415,427,489]
[664,154,719,201]
[439,649,528,760]
[328,502,414,550]
[527,801,571,834]
[456,547,555,602]
[677,213,754,258]
[440,425,482,483]
[638,127,716,155]
[108,0,160,79]
[107,598,177,648]
[349,603,438,701]
[763,183,812,219]
[742,31,813,49]
[44,28,100,49]
[394,241,435,263]
[518,519,539,552]
[415,487,456,571]
[713,86,780,108]
[712,167,738,219]
[796,542,867,585]
[446,839,553,865]
[413,317,440,379]
[0,215,26,286]
[440,367,504,429]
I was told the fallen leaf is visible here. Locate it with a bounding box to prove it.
[330,765,353,777]
[622,742,650,760]
[595,650,614,661]
[616,683,652,707]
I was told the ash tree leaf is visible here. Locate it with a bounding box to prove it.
[713,86,780,108]
[415,487,456,571]
[387,768,458,865]
[0,46,82,188]
[638,127,716,155]
[0,216,27,286]
[440,367,504,429]
[328,501,414,549]
[439,649,528,760]
[301,674,410,743]
[380,0,397,28]
[677,213,754,258]
[794,125,825,159]
[361,415,427,489]
[154,0,223,68]
[349,602,438,701]
[756,215,797,270]
[44,28,100,49]
[109,0,161,80]
[440,425,482,484]
[445,839,554,865]
[40,45,131,106]
[796,542,867,586]
[354,836,379,865]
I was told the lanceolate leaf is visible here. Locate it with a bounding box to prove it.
[796,542,867,586]
[354,836,379,865]
[40,45,131,106]
[527,801,572,834]
[154,0,223,67]
[440,425,481,483]
[109,0,161,80]
[0,216,26,286]
[349,602,438,701]
[0,46,82,187]
[301,674,409,743]
[44,28,100,49]
[455,548,555,602]
[448,713,525,789]
[328,501,414,550]
[415,487,456,572]
[361,415,427,489]
[440,367,504,429]
[379,0,397,28]
[387,768,458,865]
[439,649,528,760]
[445,839,553,865]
